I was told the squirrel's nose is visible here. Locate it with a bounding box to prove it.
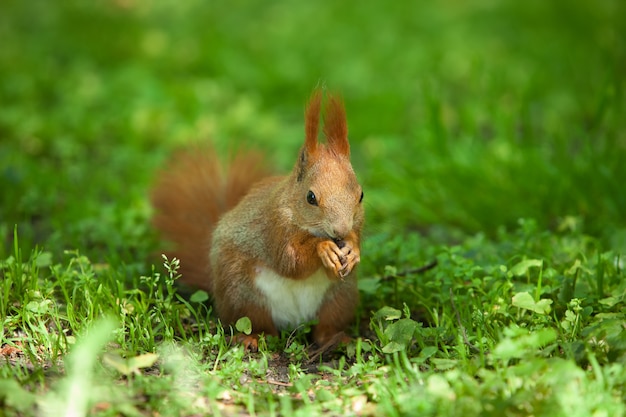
[332,224,351,240]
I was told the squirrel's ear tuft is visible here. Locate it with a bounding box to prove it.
[322,94,349,157]
[304,89,322,155]
[298,89,322,181]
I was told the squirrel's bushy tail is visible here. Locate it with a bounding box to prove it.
[150,147,270,290]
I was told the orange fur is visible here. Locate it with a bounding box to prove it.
[150,90,364,347]
[150,148,270,290]
[322,94,349,157]
[305,90,322,153]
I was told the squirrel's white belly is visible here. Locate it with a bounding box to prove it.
[254,267,332,330]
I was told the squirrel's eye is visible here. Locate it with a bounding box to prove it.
[306,190,318,206]
[359,190,364,203]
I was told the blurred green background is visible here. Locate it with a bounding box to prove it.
[1,0,625,260]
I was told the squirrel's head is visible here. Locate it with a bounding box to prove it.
[289,90,364,240]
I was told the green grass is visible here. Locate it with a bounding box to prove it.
[1,0,625,416]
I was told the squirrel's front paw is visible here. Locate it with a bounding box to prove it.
[336,239,360,278]
[317,239,360,279]
[317,240,345,278]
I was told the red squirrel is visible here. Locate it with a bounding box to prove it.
[150,90,364,350]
